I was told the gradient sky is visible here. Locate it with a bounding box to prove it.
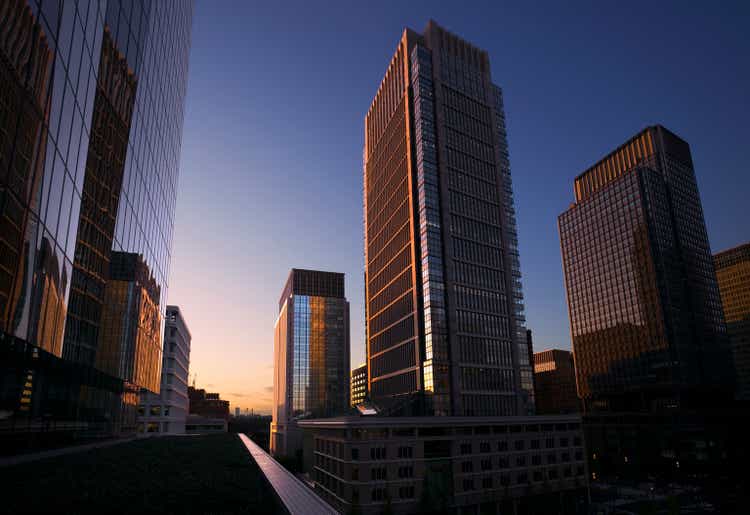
[168,1,750,413]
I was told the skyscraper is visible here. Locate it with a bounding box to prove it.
[271,269,350,458]
[0,0,192,448]
[363,20,531,417]
[715,243,750,400]
[558,125,733,412]
[138,305,192,434]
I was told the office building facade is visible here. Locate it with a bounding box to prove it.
[271,269,350,458]
[363,20,531,417]
[0,0,192,449]
[558,125,733,412]
[351,363,368,406]
[299,415,588,515]
[715,243,750,400]
[533,349,579,415]
[138,305,191,434]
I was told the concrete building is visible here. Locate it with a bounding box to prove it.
[714,243,750,400]
[189,386,230,420]
[533,350,579,415]
[363,20,532,416]
[138,306,191,434]
[351,363,368,406]
[271,269,350,459]
[299,415,588,514]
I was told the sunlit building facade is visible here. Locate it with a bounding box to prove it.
[0,0,192,449]
[271,269,350,458]
[715,243,750,400]
[559,125,733,412]
[137,305,191,434]
[351,363,368,406]
[363,21,531,417]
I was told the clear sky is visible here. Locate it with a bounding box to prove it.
[168,0,749,413]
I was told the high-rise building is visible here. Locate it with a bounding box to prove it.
[0,0,192,449]
[533,349,579,415]
[138,305,191,434]
[558,125,733,412]
[363,20,531,417]
[350,363,368,406]
[271,269,350,458]
[715,243,750,400]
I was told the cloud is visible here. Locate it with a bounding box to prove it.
[263,386,273,393]
[229,393,247,398]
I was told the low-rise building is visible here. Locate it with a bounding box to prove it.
[189,386,230,420]
[298,415,588,514]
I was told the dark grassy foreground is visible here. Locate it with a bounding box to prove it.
[0,434,280,515]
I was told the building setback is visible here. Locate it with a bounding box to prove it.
[714,243,750,400]
[363,20,532,417]
[138,305,192,434]
[351,363,368,406]
[558,125,734,413]
[0,0,192,450]
[533,349,579,415]
[271,269,350,458]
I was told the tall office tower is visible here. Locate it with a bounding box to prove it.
[559,125,733,412]
[271,269,350,457]
[533,349,579,415]
[0,0,192,448]
[138,305,191,434]
[363,21,531,417]
[715,243,750,400]
[350,363,368,406]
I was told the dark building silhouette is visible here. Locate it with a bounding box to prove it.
[533,349,579,414]
[558,125,733,413]
[715,243,750,400]
[363,20,532,417]
[271,269,350,458]
[0,0,192,450]
[188,386,230,420]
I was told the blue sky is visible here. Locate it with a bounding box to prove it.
[168,0,749,411]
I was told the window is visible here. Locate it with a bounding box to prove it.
[545,438,555,449]
[516,456,526,467]
[370,467,387,481]
[351,448,359,461]
[530,439,540,449]
[398,486,414,499]
[371,488,385,502]
[498,440,508,452]
[150,406,161,416]
[461,461,473,473]
[398,446,413,459]
[480,458,492,471]
[353,468,359,481]
[514,440,524,451]
[479,441,491,453]
[532,455,541,465]
[482,476,492,489]
[460,443,472,455]
[370,447,386,460]
[463,479,474,491]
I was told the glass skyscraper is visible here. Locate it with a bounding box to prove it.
[0,0,192,449]
[363,21,532,417]
[558,125,733,412]
[271,269,350,458]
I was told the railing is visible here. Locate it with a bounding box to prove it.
[238,434,338,515]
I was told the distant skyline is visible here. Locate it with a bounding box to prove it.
[168,0,750,413]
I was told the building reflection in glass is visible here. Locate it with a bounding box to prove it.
[0,0,192,450]
[559,126,733,412]
[271,269,350,458]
